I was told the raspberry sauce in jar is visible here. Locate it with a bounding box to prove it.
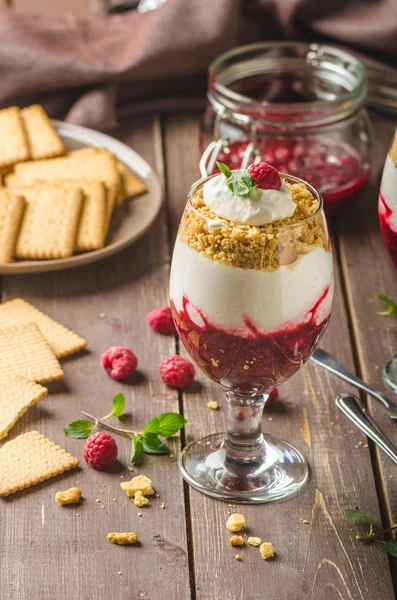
[202,43,371,214]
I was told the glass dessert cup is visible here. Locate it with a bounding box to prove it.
[170,173,334,503]
[379,131,397,392]
[201,42,371,215]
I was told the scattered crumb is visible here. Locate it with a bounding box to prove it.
[138,512,143,517]
[364,444,369,448]
[160,503,165,509]
[76,513,80,516]
[229,535,245,546]
[207,400,219,410]
[226,513,246,532]
[260,542,275,560]
[234,554,241,561]
[330,422,334,426]
[112,498,116,502]
[101,506,105,510]
[127,466,134,472]
[121,475,154,497]
[134,491,150,507]
[156,493,160,498]
[99,312,106,319]
[248,537,262,547]
[96,499,101,503]
[354,445,359,449]
[118,572,122,575]
[268,417,273,422]
[120,475,124,478]
[169,454,174,459]
[302,519,310,525]
[358,441,363,446]
[107,532,139,545]
[55,487,82,505]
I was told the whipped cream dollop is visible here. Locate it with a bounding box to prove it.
[203,172,296,226]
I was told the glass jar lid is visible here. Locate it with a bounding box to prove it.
[208,42,367,131]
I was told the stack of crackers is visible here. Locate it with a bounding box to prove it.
[0,104,146,263]
[0,298,86,496]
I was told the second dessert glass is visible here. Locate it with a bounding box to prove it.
[170,173,334,503]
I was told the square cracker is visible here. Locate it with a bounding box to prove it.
[21,104,65,160]
[0,107,30,167]
[117,160,147,202]
[0,190,25,263]
[0,298,87,359]
[16,185,83,259]
[7,147,121,216]
[0,322,64,383]
[0,374,47,441]
[0,430,79,496]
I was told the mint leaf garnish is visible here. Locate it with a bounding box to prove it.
[64,419,94,439]
[112,393,125,419]
[216,161,256,197]
[144,412,187,438]
[377,294,397,316]
[141,434,169,455]
[386,539,397,556]
[344,509,376,525]
[130,436,144,463]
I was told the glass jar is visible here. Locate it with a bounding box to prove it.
[201,42,371,214]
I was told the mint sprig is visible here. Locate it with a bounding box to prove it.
[64,394,187,464]
[377,294,397,316]
[344,508,397,555]
[216,161,256,197]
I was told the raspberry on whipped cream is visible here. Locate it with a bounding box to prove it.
[203,162,296,226]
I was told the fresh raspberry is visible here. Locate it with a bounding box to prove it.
[266,388,279,406]
[101,346,137,380]
[247,162,281,190]
[147,306,176,334]
[83,432,118,469]
[159,355,195,388]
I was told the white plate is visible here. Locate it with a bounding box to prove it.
[0,120,163,274]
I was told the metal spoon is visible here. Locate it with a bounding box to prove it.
[336,393,397,464]
[311,349,397,420]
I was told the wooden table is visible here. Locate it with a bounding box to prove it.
[1,111,396,600]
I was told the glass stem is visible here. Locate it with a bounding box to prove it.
[222,391,268,463]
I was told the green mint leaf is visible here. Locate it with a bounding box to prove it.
[377,294,397,316]
[112,393,126,419]
[144,412,187,438]
[142,434,169,455]
[227,172,256,197]
[216,161,232,179]
[63,419,94,439]
[130,436,144,463]
[344,509,376,526]
[386,539,397,556]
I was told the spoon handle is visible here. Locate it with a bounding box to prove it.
[336,393,397,464]
[311,349,392,411]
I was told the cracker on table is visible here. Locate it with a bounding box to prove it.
[0,374,47,441]
[0,107,30,167]
[0,322,64,383]
[0,430,78,497]
[16,185,83,260]
[21,105,65,160]
[9,148,121,213]
[117,160,147,202]
[0,298,87,359]
[0,190,25,263]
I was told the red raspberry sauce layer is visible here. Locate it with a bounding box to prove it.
[379,191,397,268]
[216,138,369,214]
[171,287,331,395]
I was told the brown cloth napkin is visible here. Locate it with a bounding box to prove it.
[1,0,396,129]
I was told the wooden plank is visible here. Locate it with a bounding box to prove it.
[339,114,397,584]
[0,116,192,600]
[163,112,395,600]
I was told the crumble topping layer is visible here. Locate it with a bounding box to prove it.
[179,182,328,272]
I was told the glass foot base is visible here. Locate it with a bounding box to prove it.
[179,432,309,504]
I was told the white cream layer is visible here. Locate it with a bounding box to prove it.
[170,239,334,334]
[380,154,397,232]
[203,173,295,226]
